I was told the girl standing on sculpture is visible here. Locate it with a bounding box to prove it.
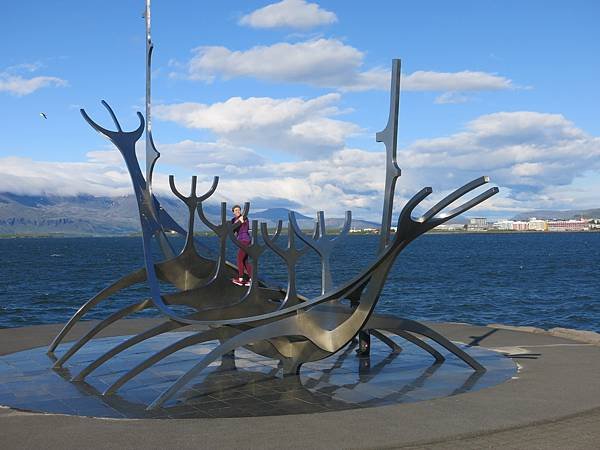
[231,205,252,286]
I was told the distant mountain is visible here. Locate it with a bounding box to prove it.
[0,193,380,236]
[252,208,311,222]
[512,208,600,221]
[322,217,380,230]
[0,193,187,236]
[251,208,380,231]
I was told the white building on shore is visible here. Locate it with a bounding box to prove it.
[546,219,589,232]
[492,217,589,232]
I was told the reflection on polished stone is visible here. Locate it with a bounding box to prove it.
[0,332,516,419]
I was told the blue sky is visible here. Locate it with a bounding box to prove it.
[1,0,599,220]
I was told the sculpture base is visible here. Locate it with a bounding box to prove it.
[0,331,515,419]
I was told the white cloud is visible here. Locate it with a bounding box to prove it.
[239,0,337,29]
[182,39,363,87]
[154,93,360,158]
[0,74,67,96]
[0,156,132,197]
[87,139,266,179]
[4,111,599,219]
[176,38,516,96]
[211,111,600,216]
[158,140,265,168]
[404,70,513,92]
[0,64,67,96]
[397,112,600,207]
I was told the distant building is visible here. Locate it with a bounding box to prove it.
[467,217,488,230]
[528,218,547,231]
[350,227,379,234]
[546,219,588,232]
[469,217,487,227]
[434,223,465,231]
[492,220,513,230]
[511,221,529,231]
[589,219,600,230]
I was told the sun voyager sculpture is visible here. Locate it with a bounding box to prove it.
[47,1,499,410]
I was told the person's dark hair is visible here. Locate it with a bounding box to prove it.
[231,204,241,212]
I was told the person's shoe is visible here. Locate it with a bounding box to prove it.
[244,279,252,286]
[232,278,245,286]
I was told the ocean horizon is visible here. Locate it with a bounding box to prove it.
[1,233,599,332]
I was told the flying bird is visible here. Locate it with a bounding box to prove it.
[39,113,47,119]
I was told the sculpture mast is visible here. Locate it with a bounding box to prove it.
[144,0,176,258]
[145,0,160,189]
[376,59,402,254]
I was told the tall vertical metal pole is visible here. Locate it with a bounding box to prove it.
[144,0,174,258]
[145,0,159,188]
[376,59,402,254]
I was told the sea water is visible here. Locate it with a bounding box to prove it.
[1,233,599,331]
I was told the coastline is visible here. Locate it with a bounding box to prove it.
[2,229,600,239]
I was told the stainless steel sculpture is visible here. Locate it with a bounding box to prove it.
[48,1,499,410]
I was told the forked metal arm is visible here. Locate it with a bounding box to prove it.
[289,210,351,294]
[169,175,219,252]
[260,215,317,308]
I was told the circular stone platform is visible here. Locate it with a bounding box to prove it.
[2,319,600,449]
[0,331,515,419]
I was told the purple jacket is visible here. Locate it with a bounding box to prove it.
[232,216,251,242]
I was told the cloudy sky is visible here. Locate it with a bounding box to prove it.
[1,0,599,220]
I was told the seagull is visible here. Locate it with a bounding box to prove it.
[39,113,47,119]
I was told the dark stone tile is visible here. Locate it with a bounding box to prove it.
[202,406,251,418]
[184,397,229,409]
[252,391,287,402]
[0,332,516,419]
[206,389,253,401]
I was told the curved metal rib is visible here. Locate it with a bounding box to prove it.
[48,268,147,353]
[261,220,283,243]
[80,108,117,140]
[429,187,499,225]
[393,329,444,362]
[53,299,152,368]
[80,104,144,143]
[147,318,299,409]
[104,328,227,395]
[101,99,123,132]
[399,319,484,371]
[369,329,402,354]
[71,319,185,381]
[420,176,490,222]
[339,210,352,236]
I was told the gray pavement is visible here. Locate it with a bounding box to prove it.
[1,319,600,449]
